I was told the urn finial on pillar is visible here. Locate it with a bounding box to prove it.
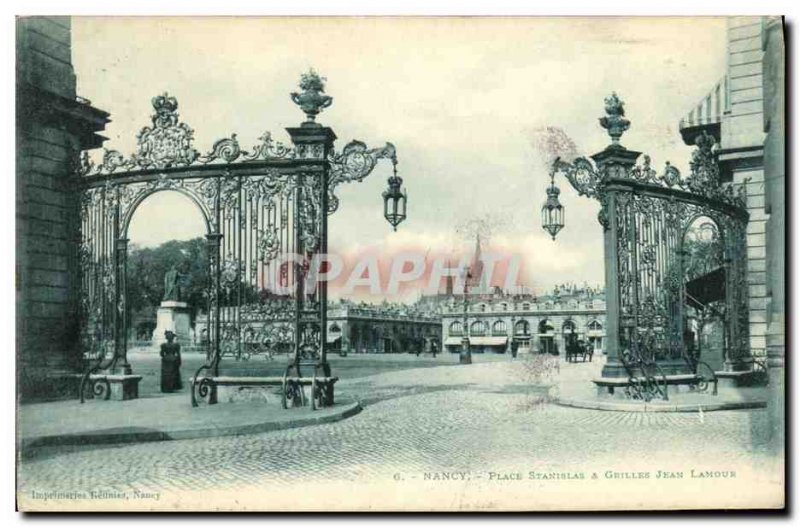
[598,92,630,147]
[290,69,333,127]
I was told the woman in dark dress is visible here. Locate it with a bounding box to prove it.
[160,331,183,392]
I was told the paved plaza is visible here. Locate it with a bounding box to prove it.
[17,355,783,511]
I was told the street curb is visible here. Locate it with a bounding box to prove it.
[554,397,767,413]
[21,401,362,452]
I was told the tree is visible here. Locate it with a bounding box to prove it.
[127,239,209,326]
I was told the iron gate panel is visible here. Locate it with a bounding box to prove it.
[75,75,399,404]
[547,94,751,392]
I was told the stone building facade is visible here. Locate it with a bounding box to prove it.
[680,15,784,449]
[16,17,108,400]
[193,301,442,356]
[326,301,441,355]
[439,286,606,356]
[678,16,772,367]
[761,17,785,456]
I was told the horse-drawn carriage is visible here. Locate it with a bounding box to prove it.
[565,337,593,363]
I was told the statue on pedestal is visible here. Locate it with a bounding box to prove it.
[152,262,193,345]
[163,263,191,303]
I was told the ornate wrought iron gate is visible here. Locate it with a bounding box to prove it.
[76,72,400,405]
[546,94,750,399]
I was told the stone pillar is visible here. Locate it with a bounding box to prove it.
[16,17,109,400]
[286,122,336,375]
[762,17,785,457]
[113,237,131,374]
[719,17,768,368]
[592,146,641,378]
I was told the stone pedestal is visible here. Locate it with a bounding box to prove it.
[152,301,192,345]
[108,375,142,400]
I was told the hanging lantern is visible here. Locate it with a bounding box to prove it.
[541,174,564,240]
[383,160,407,231]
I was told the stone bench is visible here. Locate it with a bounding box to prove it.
[191,375,338,410]
[80,374,143,402]
[593,373,716,397]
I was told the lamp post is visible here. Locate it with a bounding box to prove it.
[460,265,472,365]
[510,314,517,358]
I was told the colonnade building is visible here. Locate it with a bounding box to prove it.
[326,300,442,355]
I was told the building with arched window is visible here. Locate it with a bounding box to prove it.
[326,300,442,354]
[440,284,605,356]
[587,320,604,353]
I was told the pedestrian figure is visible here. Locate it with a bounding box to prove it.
[160,330,183,392]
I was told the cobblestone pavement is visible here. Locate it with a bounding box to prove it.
[17,358,781,510]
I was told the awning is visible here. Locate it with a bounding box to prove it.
[586,330,605,337]
[470,336,508,346]
[679,75,726,146]
[686,267,725,309]
[443,336,508,346]
[326,334,342,344]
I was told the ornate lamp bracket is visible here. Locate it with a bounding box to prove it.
[326,140,397,214]
[551,156,604,200]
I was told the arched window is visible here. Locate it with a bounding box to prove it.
[589,320,602,331]
[522,303,531,311]
[538,319,554,334]
[478,304,487,313]
[329,323,341,334]
[563,320,576,334]
[499,302,508,312]
[449,321,463,336]
[492,320,507,336]
[514,319,531,336]
[470,320,487,336]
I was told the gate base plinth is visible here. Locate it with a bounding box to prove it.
[106,375,142,401]
[716,370,765,389]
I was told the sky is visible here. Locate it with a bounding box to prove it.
[72,16,729,300]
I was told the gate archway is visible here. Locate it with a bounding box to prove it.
[124,189,210,354]
[76,72,402,406]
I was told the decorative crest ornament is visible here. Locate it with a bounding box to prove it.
[133,92,200,169]
[290,69,333,125]
[686,130,720,192]
[599,92,630,146]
